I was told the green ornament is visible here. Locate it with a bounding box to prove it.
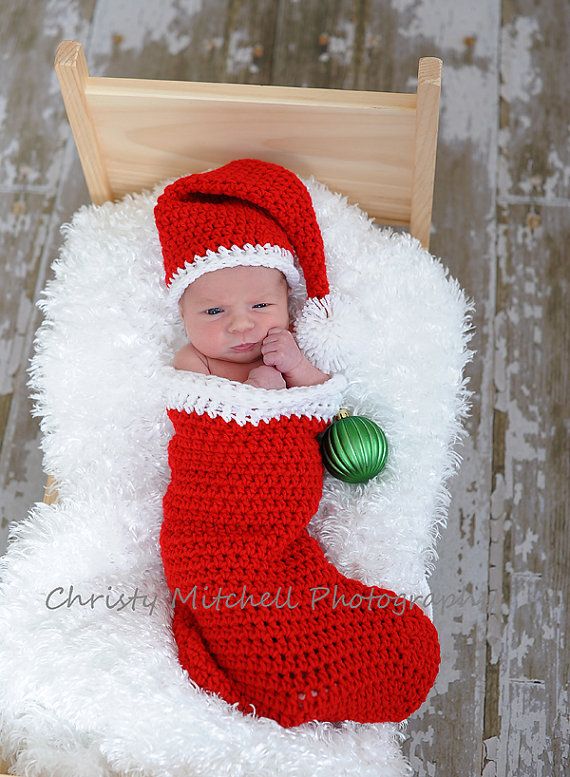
[319,408,388,484]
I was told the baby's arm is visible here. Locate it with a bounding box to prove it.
[282,357,331,388]
[245,365,286,390]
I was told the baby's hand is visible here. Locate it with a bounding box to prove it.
[261,327,304,374]
[246,365,286,390]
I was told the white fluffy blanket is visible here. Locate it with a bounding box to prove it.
[0,175,475,777]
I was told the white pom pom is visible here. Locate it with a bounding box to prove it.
[294,293,348,373]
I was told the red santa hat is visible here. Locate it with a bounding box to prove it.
[154,158,332,321]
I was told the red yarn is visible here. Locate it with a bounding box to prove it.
[160,408,441,727]
[154,158,330,301]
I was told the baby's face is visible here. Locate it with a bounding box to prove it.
[179,265,291,363]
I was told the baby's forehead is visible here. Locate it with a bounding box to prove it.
[193,267,287,295]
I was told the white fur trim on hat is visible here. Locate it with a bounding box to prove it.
[167,243,302,308]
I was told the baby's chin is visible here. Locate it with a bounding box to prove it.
[226,350,263,363]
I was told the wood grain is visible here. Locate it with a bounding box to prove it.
[484,0,570,772]
[52,39,436,228]
[487,200,569,773]
[0,0,96,542]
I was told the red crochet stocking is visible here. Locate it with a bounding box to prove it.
[160,376,440,727]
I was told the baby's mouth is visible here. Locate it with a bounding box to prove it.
[231,342,258,352]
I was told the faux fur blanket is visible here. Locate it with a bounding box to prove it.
[0,174,475,777]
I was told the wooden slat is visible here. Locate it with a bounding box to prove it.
[0,193,46,448]
[54,41,112,205]
[51,38,439,231]
[272,0,366,89]
[0,4,94,189]
[84,73,416,223]
[487,202,569,774]
[410,57,442,251]
[484,0,570,770]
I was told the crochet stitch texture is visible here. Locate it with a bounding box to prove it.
[154,158,330,303]
[160,375,441,727]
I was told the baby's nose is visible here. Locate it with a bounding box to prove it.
[229,314,255,331]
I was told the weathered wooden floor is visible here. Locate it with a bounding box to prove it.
[0,1,568,775]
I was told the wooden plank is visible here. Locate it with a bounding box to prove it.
[54,41,113,204]
[411,57,442,250]
[85,0,279,85]
[484,572,566,774]
[83,74,416,221]
[0,193,47,440]
[273,0,364,89]
[499,1,570,203]
[0,0,96,554]
[487,202,569,776]
[485,0,570,771]
[0,2,94,189]
[0,182,96,544]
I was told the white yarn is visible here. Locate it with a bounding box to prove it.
[167,242,302,309]
[166,367,348,426]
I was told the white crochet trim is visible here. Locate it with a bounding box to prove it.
[167,243,303,307]
[164,367,348,426]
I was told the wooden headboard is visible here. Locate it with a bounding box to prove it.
[54,41,442,247]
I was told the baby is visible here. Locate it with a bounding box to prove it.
[173,264,331,389]
[158,159,440,728]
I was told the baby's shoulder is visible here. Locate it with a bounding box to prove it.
[173,343,209,374]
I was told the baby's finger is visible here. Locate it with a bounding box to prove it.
[261,340,282,348]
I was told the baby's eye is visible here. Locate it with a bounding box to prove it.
[204,304,270,315]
